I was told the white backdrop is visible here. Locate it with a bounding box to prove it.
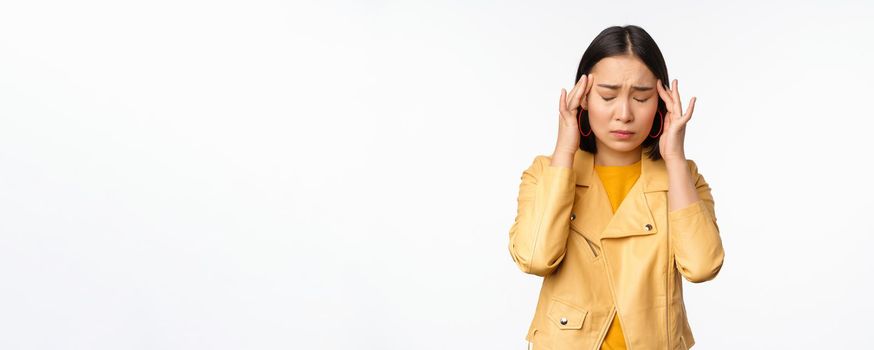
[1,1,872,349]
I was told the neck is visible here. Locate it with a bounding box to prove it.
[594,144,643,166]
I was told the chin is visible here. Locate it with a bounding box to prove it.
[612,145,641,152]
[605,140,644,152]
[593,131,646,152]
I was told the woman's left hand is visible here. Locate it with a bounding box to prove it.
[655,79,696,162]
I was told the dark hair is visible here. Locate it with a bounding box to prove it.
[575,25,669,161]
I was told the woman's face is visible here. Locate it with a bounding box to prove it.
[582,55,660,154]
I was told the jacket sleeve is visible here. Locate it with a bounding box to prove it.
[508,155,576,276]
[669,159,725,283]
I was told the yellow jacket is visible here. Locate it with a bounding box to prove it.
[509,148,724,350]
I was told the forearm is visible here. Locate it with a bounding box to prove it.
[666,157,724,283]
[665,158,700,211]
[508,155,575,276]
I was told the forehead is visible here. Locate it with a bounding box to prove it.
[590,55,655,82]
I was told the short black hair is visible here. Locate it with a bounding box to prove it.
[575,25,669,161]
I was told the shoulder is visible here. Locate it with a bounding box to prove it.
[521,153,574,182]
[522,154,552,176]
[663,157,705,181]
[681,158,711,187]
[534,154,552,167]
[685,158,701,176]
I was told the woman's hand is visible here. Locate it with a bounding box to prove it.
[656,78,697,162]
[554,74,594,158]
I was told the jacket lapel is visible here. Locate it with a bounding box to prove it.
[569,148,669,241]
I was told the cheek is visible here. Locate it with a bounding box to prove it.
[636,102,659,123]
[586,105,611,129]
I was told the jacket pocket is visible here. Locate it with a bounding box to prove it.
[582,236,601,259]
[570,227,601,261]
[546,297,588,330]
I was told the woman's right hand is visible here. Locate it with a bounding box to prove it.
[553,73,594,162]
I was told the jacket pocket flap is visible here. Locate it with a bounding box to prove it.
[546,297,588,330]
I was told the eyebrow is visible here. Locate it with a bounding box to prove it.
[596,83,654,92]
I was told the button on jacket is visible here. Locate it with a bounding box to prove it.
[508,148,725,350]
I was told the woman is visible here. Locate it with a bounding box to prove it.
[508,25,724,350]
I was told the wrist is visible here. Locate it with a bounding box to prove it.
[662,153,687,163]
[664,157,688,172]
[552,147,577,159]
[550,148,576,168]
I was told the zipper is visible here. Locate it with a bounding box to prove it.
[594,306,617,350]
[597,242,632,349]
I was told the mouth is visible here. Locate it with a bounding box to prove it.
[610,130,635,139]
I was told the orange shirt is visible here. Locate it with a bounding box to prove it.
[594,159,642,350]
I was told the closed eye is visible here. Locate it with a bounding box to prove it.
[602,96,650,102]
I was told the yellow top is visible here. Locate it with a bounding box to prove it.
[594,158,642,350]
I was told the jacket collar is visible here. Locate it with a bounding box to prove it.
[569,147,669,240]
[572,147,669,193]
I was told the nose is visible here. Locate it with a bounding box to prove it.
[614,99,633,122]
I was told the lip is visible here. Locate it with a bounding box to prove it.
[610,130,635,139]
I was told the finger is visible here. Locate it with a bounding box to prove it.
[656,79,672,107]
[566,78,581,102]
[564,78,582,111]
[663,109,671,130]
[571,74,588,96]
[672,79,683,117]
[559,88,569,116]
[684,96,696,120]
[577,74,592,106]
[570,75,588,109]
[582,73,594,109]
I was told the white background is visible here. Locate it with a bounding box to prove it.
[1,1,872,349]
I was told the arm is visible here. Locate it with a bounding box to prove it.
[667,159,725,283]
[508,154,576,276]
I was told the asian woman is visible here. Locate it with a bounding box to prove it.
[508,25,725,350]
